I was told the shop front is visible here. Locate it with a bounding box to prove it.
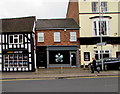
[36,46,79,68]
[1,16,36,72]
[2,50,32,71]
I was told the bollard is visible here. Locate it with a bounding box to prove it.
[83,63,86,69]
[60,66,63,74]
[36,68,38,72]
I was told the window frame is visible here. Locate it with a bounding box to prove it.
[92,18,110,36]
[70,32,77,42]
[94,50,111,60]
[92,2,99,12]
[9,34,23,44]
[92,2,107,12]
[101,2,107,12]
[54,32,60,42]
[38,32,44,42]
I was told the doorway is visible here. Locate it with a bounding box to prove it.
[36,46,47,68]
[116,52,120,58]
[70,52,76,66]
[37,52,47,68]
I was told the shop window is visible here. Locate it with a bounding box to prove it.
[3,54,28,68]
[84,52,90,61]
[9,34,23,44]
[94,50,110,60]
[49,51,70,64]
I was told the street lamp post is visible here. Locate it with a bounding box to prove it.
[99,0,104,71]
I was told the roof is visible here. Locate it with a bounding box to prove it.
[36,18,79,30]
[1,16,36,33]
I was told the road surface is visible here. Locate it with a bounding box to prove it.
[2,77,119,92]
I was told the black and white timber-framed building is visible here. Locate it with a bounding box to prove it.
[0,16,36,72]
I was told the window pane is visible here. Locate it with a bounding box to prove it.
[10,36,13,43]
[92,2,98,12]
[14,55,17,60]
[19,35,23,43]
[14,35,18,37]
[38,33,44,42]
[14,39,18,43]
[54,32,60,42]
[95,54,99,60]
[103,54,109,58]
[70,32,76,42]
[23,54,28,60]
[94,21,97,35]
[95,50,110,60]
[99,21,101,35]
[18,54,23,60]
[101,2,107,12]
[9,55,14,60]
[101,21,107,35]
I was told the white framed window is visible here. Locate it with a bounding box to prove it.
[94,50,111,60]
[54,32,60,42]
[9,34,23,44]
[92,2,99,12]
[92,18,110,36]
[38,32,44,42]
[92,2,107,12]
[70,32,77,42]
[101,2,107,12]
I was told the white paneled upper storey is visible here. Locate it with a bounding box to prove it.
[78,0,120,2]
[78,0,119,13]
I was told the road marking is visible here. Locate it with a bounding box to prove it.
[1,76,120,81]
[66,76,120,79]
[0,78,56,81]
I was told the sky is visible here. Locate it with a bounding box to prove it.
[0,0,69,19]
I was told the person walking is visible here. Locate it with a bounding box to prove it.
[91,58,100,73]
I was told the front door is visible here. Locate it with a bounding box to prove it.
[36,46,47,68]
[37,52,47,68]
[70,52,76,66]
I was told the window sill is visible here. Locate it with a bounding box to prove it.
[54,41,61,43]
[38,41,44,43]
[9,43,23,44]
[70,40,77,42]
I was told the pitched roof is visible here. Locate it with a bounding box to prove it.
[36,18,79,30]
[1,16,36,33]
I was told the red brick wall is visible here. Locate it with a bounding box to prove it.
[35,29,79,46]
[66,0,79,24]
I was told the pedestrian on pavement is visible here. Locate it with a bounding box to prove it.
[91,58,100,73]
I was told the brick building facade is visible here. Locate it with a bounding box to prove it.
[35,18,80,68]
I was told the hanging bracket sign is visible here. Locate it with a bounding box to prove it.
[96,42,107,46]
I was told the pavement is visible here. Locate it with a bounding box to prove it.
[1,68,120,80]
